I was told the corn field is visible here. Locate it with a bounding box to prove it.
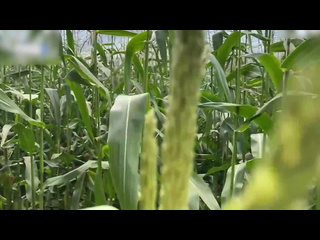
[0,30,320,210]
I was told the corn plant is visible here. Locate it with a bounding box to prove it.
[0,30,320,210]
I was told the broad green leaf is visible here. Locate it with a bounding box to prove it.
[66,30,75,53]
[65,79,95,143]
[216,31,244,69]
[97,43,107,66]
[108,93,149,210]
[66,69,93,86]
[24,156,39,204]
[200,91,222,103]
[45,88,61,127]
[199,102,273,135]
[226,63,261,83]
[0,89,44,128]
[44,160,109,188]
[132,54,144,81]
[206,163,231,176]
[190,173,220,210]
[237,91,317,133]
[270,39,304,53]
[69,56,111,107]
[97,30,137,37]
[81,205,118,210]
[258,54,283,92]
[124,31,149,94]
[282,37,320,70]
[70,172,86,210]
[1,124,13,147]
[221,162,247,205]
[14,123,37,153]
[208,54,233,103]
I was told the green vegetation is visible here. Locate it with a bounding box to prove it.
[0,30,320,210]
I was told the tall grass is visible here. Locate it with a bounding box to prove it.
[0,30,319,210]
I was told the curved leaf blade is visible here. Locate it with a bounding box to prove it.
[216,31,244,69]
[124,31,149,94]
[190,173,220,210]
[221,162,247,206]
[199,102,273,135]
[0,89,44,128]
[65,79,95,143]
[108,93,149,210]
[258,54,283,92]
[282,37,320,70]
[208,54,233,103]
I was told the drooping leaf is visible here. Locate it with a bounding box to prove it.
[66,69,93,87]
[44,160,109,188]
[124,31,150,94]
[270,39,304,53]
[258,54,283,92]
[69,56,111,107]
[0,89,44,128]
[199,102,273,135]
[208,54,233,103]
[237,91,318,133]
[216,31,244,69]
[190,173,220,210]
[282,37,320,70]
[64,79,95,143]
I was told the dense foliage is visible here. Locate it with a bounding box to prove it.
[0,30,319,210]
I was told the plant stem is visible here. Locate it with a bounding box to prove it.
[229,30,242,198]
[16,65,22,209]
[143,30,150,93]
[39,66,45,210]
[282,38,291,97]
[29,65,36,210]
